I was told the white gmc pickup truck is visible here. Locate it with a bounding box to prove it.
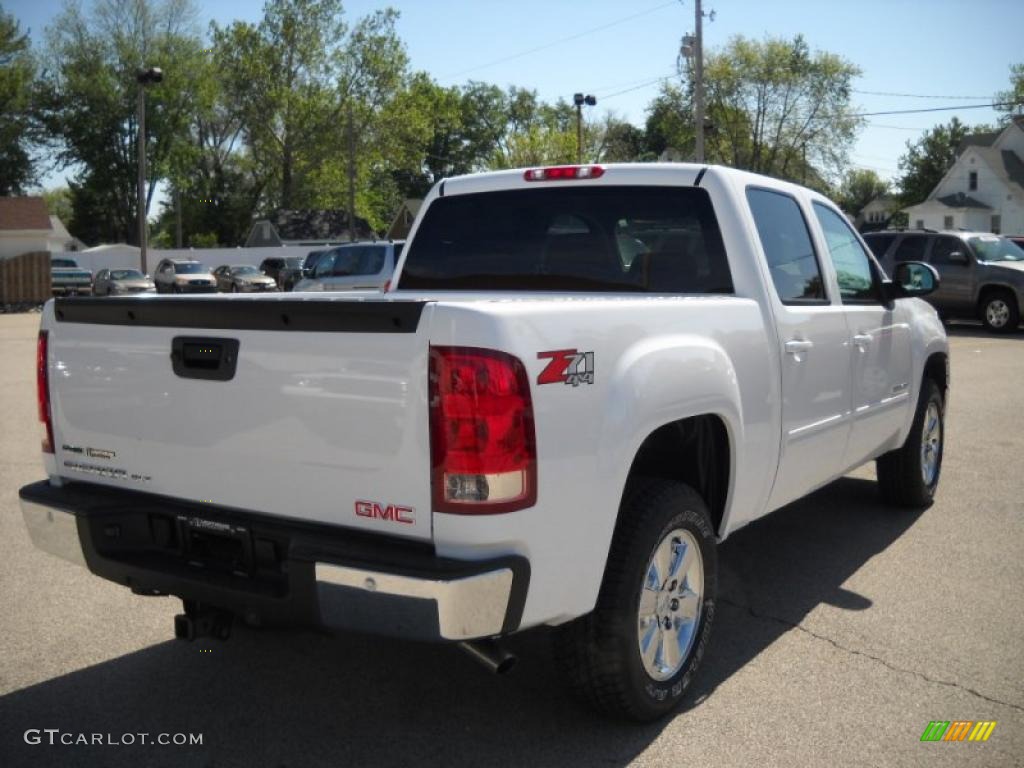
[21,164,948,721]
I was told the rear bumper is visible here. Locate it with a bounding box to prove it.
[19,481,528,641]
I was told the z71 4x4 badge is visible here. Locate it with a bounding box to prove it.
[537,349,595,386]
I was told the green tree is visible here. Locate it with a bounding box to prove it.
[0,5,38,194]
[995,62,1024,120]
[154,48,264,246]
[592,113,646,162]
[676,34,862,186]
[39,0,206,244]
[834,169,889,216]
[489,87,577,169]
[42,187,73,223]
[644,83,695,160]
[894,118,992,205]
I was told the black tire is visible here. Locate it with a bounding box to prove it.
[555,479,717,721]
[231,283,239,293]
[979,289,1019,333]
[876,378,944,507]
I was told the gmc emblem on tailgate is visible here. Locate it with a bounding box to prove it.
[354,500,415,525]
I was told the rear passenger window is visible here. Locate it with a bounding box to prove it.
[812,203,878,303]
[746,188,826,303]
[864,234,895,258]
[893,236,927,262]
[929,237,965,265]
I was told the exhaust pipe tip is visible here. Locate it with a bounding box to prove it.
[459,639,518,675]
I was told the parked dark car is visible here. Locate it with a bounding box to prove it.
[50,257,93,296]
[153,259,217,293]
[258,256,306,291]
[212,264,279,293]
[863,229,1024,332]
[93,268,156,296]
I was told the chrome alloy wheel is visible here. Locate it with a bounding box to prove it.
[920,400,942,487]
[986,299,1010,329]
[637,528,704,681]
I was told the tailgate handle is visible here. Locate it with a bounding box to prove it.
[171,337,240,381]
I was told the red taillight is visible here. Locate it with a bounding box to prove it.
[523,165,605,182]
[429,346,537,514]
[37,330,54,454]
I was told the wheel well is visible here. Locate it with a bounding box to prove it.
[978,285,1017,306]
[924,352,948,401]
[625,415,730,537]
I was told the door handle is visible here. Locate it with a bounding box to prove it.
[784,339,814,354]
[853,333,873,348]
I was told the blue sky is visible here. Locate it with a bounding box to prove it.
[8,0,1024,189]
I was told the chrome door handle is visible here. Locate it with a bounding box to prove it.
[853,333,873,347]
[784,339,814,354]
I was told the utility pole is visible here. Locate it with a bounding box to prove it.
[137,86,147,270]
[694,0,705,163]
[175,187,182,248]
[135,67,163,274]
[573,93,597,164]
[347,103,356,242]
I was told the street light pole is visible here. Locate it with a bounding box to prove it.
[136,67,163,275]
[694,0,705,163]
[573,93,597,164]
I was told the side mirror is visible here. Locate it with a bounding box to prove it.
[947,251,969,265]
[885,261,940,301]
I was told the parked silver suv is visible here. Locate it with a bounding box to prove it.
[863,230,1024,332]
[293,241,403,292]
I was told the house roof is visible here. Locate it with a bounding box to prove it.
[957,131,1000,155]
[271,210,373,241]
[1001,150,1024,189]
[0,197,52,231]
[82,243,140,253]
[936,192,990,209]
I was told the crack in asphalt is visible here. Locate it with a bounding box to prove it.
[720,596,1024,715]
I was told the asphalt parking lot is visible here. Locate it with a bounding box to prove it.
[0,310,1022,768]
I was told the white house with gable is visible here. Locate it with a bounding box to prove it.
[903,117,1024,235]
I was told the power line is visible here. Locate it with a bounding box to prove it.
[592,71,678,97]
[441,2,678,79]
[853,89,992,100]
[851,102,1014,118]
[600,76,676,101]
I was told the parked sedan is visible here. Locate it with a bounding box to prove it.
[93,269,156,296]
[213,264,279,293]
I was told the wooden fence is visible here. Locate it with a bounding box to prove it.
[0,251,51,306]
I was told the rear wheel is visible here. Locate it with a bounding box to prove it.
[555,479,717,721]
[876,378,944,507]
[979,289,1019,333]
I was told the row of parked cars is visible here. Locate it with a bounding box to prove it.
[49,232,1024,332]
[50,240,406,297]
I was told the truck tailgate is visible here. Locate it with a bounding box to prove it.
[45,297,434,541]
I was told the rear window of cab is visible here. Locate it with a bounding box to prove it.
[398,186,733,294]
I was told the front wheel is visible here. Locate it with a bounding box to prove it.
[555,479,717,721]
[876,378,944,507]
